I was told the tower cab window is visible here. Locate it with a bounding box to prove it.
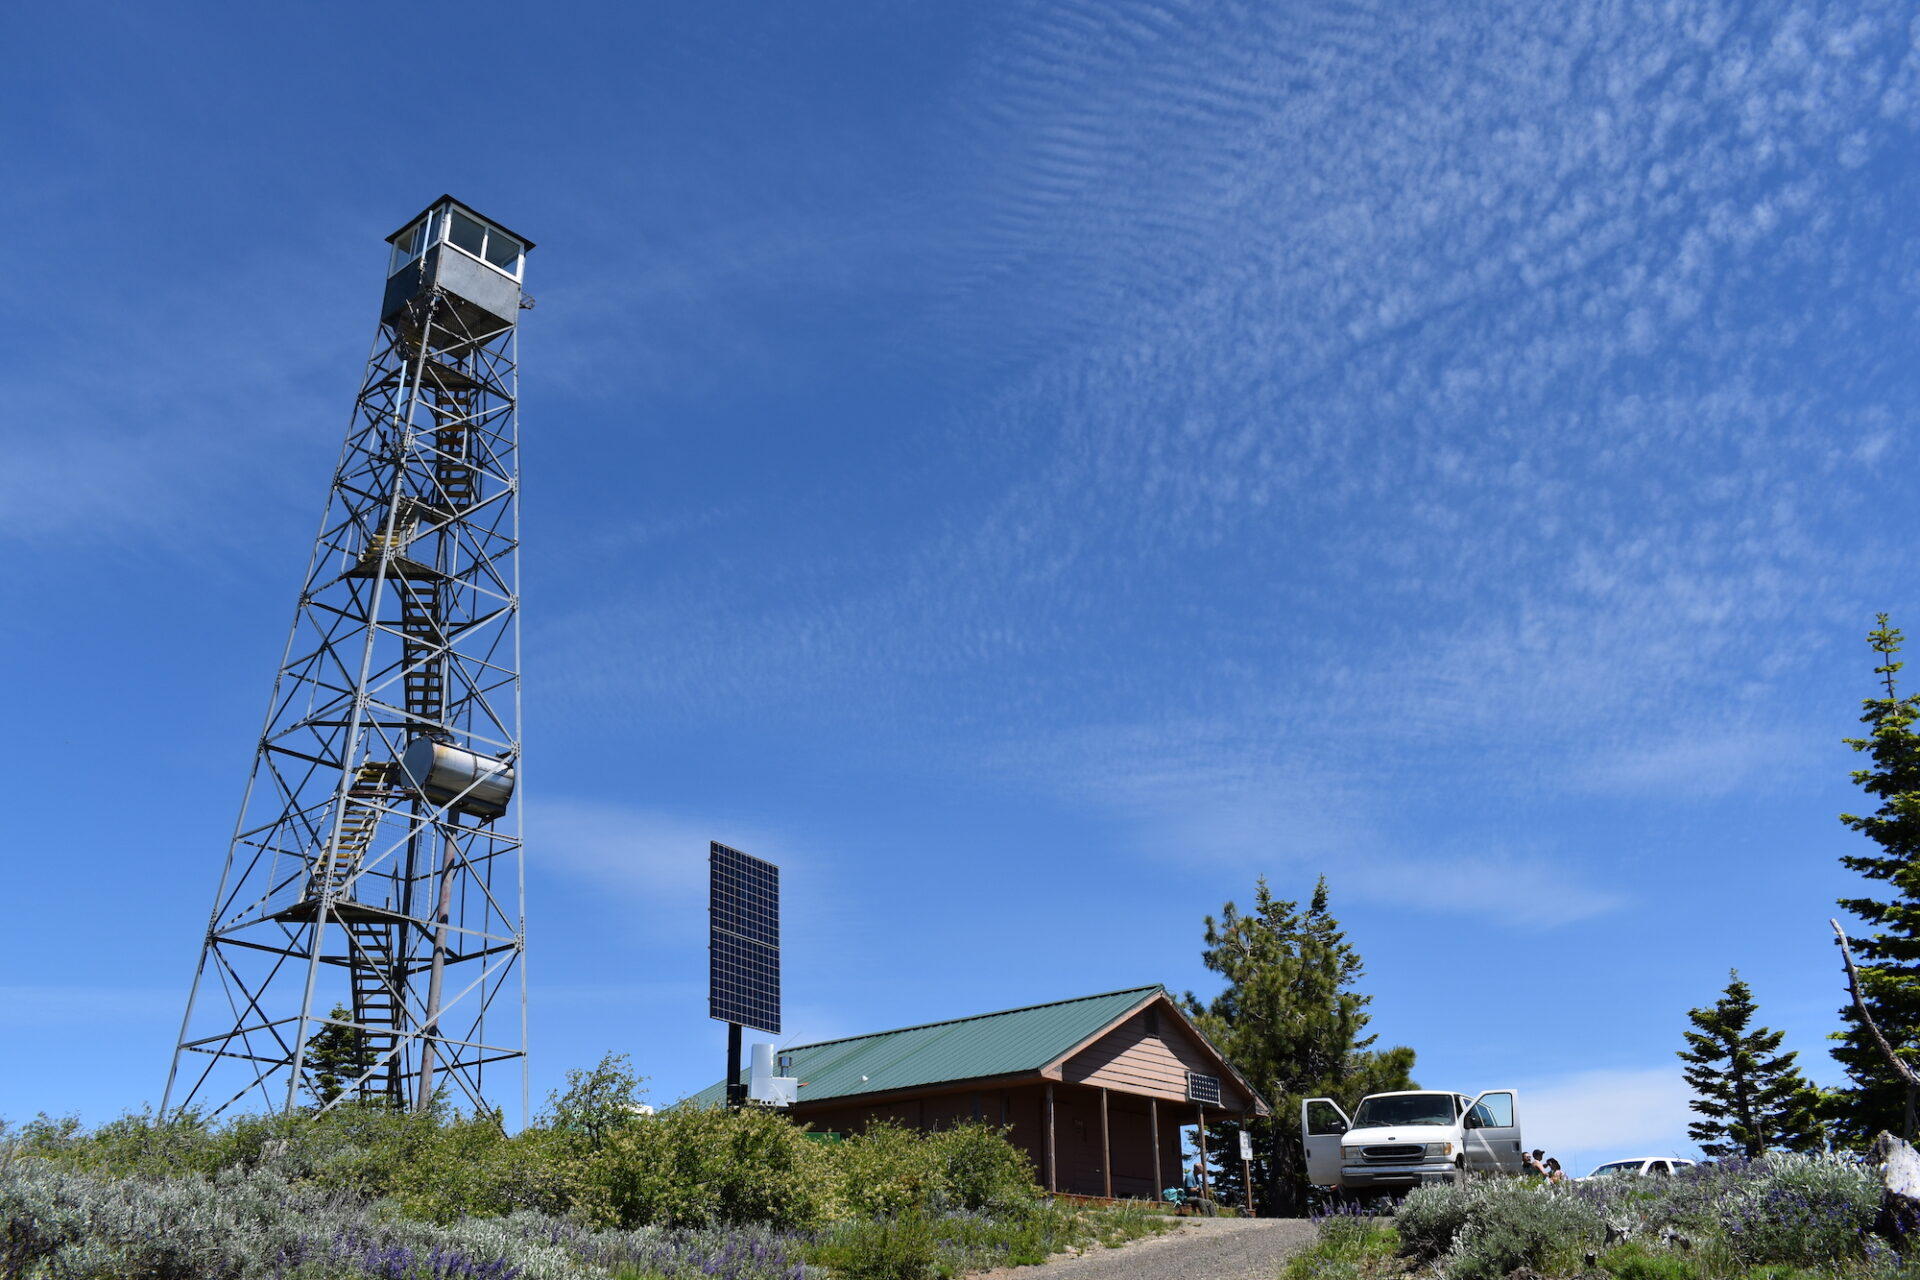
[448,209,486,258]
[445,209,523,279]
[388,218,429,276]
[387,207,525,281]
[484,228,524,272]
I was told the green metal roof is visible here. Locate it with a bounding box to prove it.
[686,985,1165,1108]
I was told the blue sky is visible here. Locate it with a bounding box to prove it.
[4,0,1919,1176]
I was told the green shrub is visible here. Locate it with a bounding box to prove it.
[810,1208,940,1280]
[1568,1154,1879,1268]
[1600,1241,1703,1280]
[1393,1179,1604,1280]
[1445,1183,1604,1280]
[1394,1182,1475,1261]
[833,1121,943,1219]
[806,1200,1164,1279]
[1283,1215,1403,1280]
[1082,1198,1172,1248]
[923,1122,1035,1213]
[1695,1155,1879,1267]
[588,1101,829,1229]
[541,1052,650,1150]
[389,1114,582,1223]
[966,1200,1083,1266]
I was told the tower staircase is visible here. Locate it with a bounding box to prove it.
[313,761,396,902]
[431,384,478,510]
[400,583,445,725]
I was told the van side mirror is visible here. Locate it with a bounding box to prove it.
[1464,1112,1482,1129]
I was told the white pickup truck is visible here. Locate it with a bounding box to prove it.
[1301,1089,1523,1195]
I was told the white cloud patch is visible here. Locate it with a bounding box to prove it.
[993,720,1627,927]
[1579,729,1816,799]
[530,798,786,940]
[1360,853,1627,928]
[1518,1066,1698,1172]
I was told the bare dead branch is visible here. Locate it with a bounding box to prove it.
[1833,918,1920,1087]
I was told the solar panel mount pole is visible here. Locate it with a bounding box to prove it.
[726,1023,745,1109]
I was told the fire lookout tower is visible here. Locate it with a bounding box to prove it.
[164,198,533,1119]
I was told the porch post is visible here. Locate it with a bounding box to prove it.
[1099,1086,1112,1199]
[1196,1104,1210,1200]
[1045,1083,1057,1193]
[1149,1097,1162,1201]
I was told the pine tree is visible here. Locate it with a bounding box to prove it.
[1678,971,1821,1157]
[1185,876,1416,1215]
[1833,615,1920,1143]
[304,1002,377,1107]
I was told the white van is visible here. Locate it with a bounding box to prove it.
[1302,1089,1523,1194]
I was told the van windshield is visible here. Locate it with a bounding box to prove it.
[1351,1095,1456,1128]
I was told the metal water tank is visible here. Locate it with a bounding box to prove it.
[400,738,515,819]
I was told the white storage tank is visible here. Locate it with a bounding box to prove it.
[400,738,515,819]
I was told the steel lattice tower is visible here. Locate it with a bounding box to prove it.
[165,198,533,1120]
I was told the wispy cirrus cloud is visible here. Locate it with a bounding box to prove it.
[539,0,1919,772]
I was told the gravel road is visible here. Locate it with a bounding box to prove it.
[969,1217,1319,1280]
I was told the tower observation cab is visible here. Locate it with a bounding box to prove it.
[383,197,532,334]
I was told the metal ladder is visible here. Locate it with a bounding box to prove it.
[314,762,395,900]
[346,918,401,1100]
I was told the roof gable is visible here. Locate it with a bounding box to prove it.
[687,985,1163,1107]
[1055,993,1269,1114]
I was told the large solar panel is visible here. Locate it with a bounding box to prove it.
[709,841,780,1034]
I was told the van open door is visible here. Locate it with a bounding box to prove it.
[1463,1089,1521,1172]
[1301,1098,1349,1187]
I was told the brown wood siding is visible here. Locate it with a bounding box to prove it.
[1005,1087,1042,1178]
[1056,1088,1101,1196]
[1060,1012,1255,1109]
[1107,1099,1157,1199]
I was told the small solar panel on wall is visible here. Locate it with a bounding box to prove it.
[709,842,781,1034]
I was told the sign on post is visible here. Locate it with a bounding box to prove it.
[1239,1128,1255,1216]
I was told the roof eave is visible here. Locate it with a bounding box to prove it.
[386,194,537,251]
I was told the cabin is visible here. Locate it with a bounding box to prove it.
[691,985,1267,1199]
